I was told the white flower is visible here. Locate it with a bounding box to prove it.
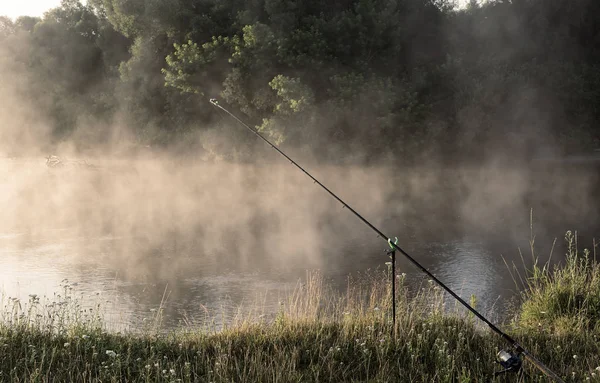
[596,367,600,371]
[82,335,89,340]
[573,355,578,359]
[170,369,176,375]
[63,343,70,347]
[105,350,117,358]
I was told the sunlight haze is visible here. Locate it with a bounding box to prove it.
[0,0,62,19]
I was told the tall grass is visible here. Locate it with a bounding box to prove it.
[517,230,600,335]
[1,236,600,382]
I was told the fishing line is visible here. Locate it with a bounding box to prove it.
[209,98,565,383]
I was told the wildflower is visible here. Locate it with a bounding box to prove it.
[82,335,89,340]
[573,355,578,359]
[596,367,600,371]
[106,350,117,358]
[162,370,167,374]
[145,365,151,369]
[170,369,176,375]
[373,307,380,311]
[136,358,142,362]
[64,343,70,347]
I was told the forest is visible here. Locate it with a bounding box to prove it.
[1,0,599,164]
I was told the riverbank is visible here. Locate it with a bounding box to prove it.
[1,235,599,382]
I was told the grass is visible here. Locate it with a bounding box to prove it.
[516,231,600,336]
[1,235,600,382]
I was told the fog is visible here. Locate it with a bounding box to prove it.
[1,0,599,329]
[1,150,597,281]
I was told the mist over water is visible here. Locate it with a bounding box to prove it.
[1,154,598,329]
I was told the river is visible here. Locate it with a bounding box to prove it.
[1,156,598,330]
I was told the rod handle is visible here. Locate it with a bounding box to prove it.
[523,352,565,383]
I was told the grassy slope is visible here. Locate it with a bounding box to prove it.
[1,235,600,382]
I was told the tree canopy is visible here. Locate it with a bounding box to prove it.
[1,0,599,162]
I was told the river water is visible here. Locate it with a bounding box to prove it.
[1,157,598,330]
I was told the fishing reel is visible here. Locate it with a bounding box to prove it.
[494,349,523,378]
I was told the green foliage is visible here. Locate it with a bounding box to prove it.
[255,75,315,144]
[518,231,600,335]
[163,41,203,94]
[3,0,600,155]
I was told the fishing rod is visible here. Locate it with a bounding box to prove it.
[209,98,566,382]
